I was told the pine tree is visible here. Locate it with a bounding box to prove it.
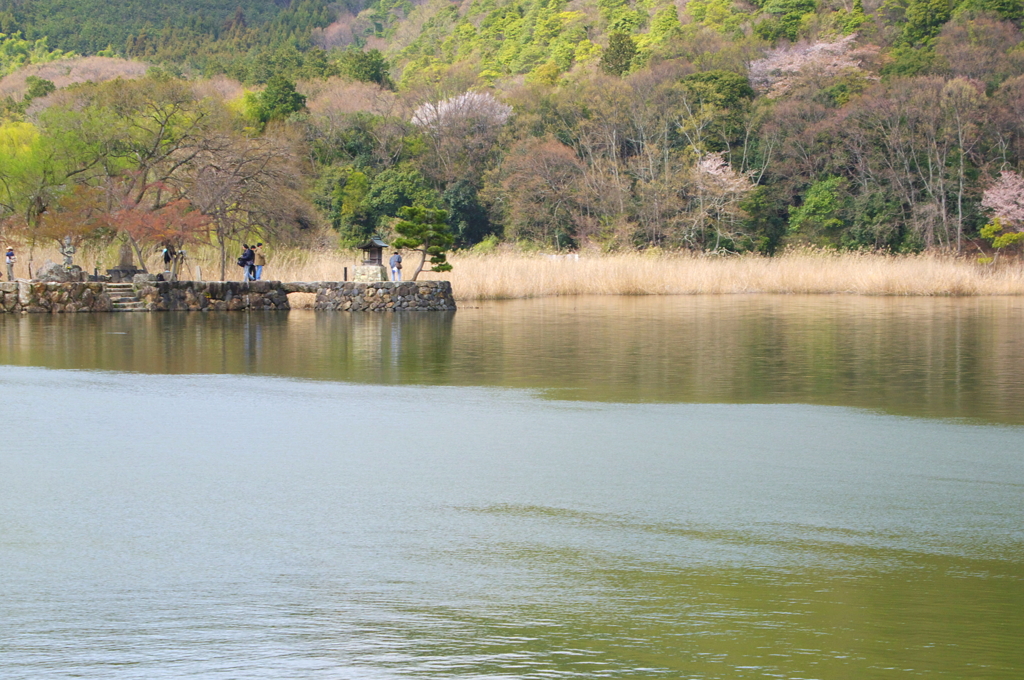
[600,32,636,77]
[251,75,306,125]
[392,205,454,281]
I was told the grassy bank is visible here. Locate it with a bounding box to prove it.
[11,246,1024,299]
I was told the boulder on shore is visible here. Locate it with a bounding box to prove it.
[35,262,83,282]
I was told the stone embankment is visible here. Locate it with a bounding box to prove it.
[1,282,112,314]
[136,281,291,311]
[310,281,455,311]
[0,280,455,313]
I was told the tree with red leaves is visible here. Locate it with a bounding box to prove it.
[105,181,210,279]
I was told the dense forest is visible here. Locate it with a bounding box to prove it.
[4,0,1024,259]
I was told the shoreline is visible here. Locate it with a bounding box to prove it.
[8,248,1024,300]
[0,280,456,314]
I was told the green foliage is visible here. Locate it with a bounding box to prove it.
[881,45,936,78]
[814,70,871,107]
[648,5,683,43]
[247,75,306,126]
[843,192,909,250]
[365,165,441,228]
[600,32,637,76]
[0,32,73,77]
[687,0,745,32]
[443,179,493,246]
[788,177,847,243]
[0,0,328,55]
[397,0,595,79]
[831,0,869,34]
[8,0,1024,257]
[956,0,1024,21]
[471,233,501,253]
[0,120,45,216]
[332,169,372,244]
[900,0,953,45]
[527,61,563,85]
[980,218,1024,249]
[682,70,754,108]
[23,75,55,100]
[757,0,817,41]
[334,48,393,88]
[392,204,455,277]
[739,186,788,254]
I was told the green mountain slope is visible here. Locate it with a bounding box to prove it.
[0,0,324,54]
[5,0,1024,255]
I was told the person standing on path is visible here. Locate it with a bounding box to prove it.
[5,247,15,281]
[240,244,256,282]
[254,243,267,281]
[389,250,402,281]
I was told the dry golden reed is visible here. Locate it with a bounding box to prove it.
[12,244,1024,299]
[440,250,1024,298]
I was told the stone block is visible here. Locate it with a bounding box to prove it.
[353,265,387,283]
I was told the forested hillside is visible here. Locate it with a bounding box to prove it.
[1,0,303,53]
[4,0,1024,258]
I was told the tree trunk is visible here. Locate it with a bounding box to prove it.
[170,253,182,281]
[125,233,148,272]
[410,248,427,281]
[218,234,227,282]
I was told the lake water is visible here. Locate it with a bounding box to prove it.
[1,296,1023,679]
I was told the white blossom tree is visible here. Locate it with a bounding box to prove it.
[748,35,876,99]
[980,170,1024,255]
[411,91,512,129]
[412,91,512,184]
[685,152,755,250]
[981,170,1024,227]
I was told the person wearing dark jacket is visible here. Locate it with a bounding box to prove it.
[240,244,256,281]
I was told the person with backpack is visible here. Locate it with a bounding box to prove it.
[238,244,256,281]
[389,250,402,282]
[5,247,15,281]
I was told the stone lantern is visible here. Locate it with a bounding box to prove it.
[354,236,389,282]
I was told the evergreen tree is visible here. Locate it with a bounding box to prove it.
[250,75,306,126]
[392,205,454,281]
[600,32,636,77]
[335,48,393,88]
[24,76,56,101]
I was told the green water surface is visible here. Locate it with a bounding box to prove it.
[1,296,1022,679]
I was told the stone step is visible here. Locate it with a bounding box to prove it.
[112,302,147,311]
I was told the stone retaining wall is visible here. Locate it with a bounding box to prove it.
[310,281,456,311]
[136,281,290,311]
[1,282,113,313]
[0,280,456,313]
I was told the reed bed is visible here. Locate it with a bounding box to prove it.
[442,250,1024,298]
[12,245,1024,299]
